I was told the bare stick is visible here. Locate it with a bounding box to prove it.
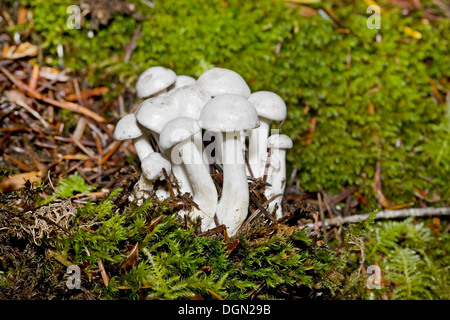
[302,207,450,229]
[317,192,326,236]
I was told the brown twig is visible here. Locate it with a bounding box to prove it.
[99,141,121,165]
[317,192,326,236]
[65,87,109,102]
[239,193,282,232]
[250,191,276,222]
[317,184,335,218]
[162,167,176,198]
[262,145,272,183]
[1,67,106,123]
[28,64,39,90]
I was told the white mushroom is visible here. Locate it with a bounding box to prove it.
[199,94,259,236]
[113,113,154,161]
[159,117,217,231]
[168,84,211,169]
[197,67,251,98]
[265,134,293,219]
[135,66,176,98]
[141,152,172,202]
[172,75,196,90]
[135,96,180,135]
[135,96,192,196]
[197,67,251,166]
[247,91,286,179]
[168,84,211,120]
[141,152,172,181]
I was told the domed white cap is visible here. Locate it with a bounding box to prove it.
[248,91,287,121]
[197,67,251,98]
[136,66,176,98]
[135,96,180,134]
[141,152,172,181]
[267,134,293,149]
[159,117,201,151]
[199,94,259,132]
[173,75,196,90]
[168,85,211,120]
[113,114,142,141]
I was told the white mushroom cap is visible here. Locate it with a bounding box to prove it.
[135,96,180,134]
[199,94,259,132]
[173,75,196,89]
[196,67,251,98]
[267,134,293,149]
[141,152,172,181]
[113,113,143,140]
[247,91,287,121]
[159,117,201,151]
[168,85,211,120]
[136,66,177,98]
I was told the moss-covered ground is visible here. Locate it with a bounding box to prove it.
[0,0,449,300]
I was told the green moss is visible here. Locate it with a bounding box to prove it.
[37,189,343,300]
[10,0,450,207]
[36,174,96,205]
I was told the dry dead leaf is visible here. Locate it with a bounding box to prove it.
[0,170,43,192]
[3,88,28,104]
[1,42,38,59]
[39,66,70,82]
[120,242,139,269]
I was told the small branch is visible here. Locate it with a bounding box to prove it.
[317,184,335,218]
[1,67,106,123]
[162,167,176,198]
[99,141,121,165]
[317,192,326,235]
[251,192,276,223]
[239,193,282,232]
[303,207,450,229]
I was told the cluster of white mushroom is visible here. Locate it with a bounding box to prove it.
[114,66,293,236]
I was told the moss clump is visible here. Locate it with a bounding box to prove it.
[0,180,347,299]
[9,0,450,209]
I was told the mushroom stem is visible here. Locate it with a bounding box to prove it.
[171,162,193,195]
[266,148,287,219]
[162,145,192,195]
[138,152,172,203]
[179,139,217,230]
[132,135,154,161]
[248,118,270,178]
[193,130,210,172]
[216,131,249,236]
